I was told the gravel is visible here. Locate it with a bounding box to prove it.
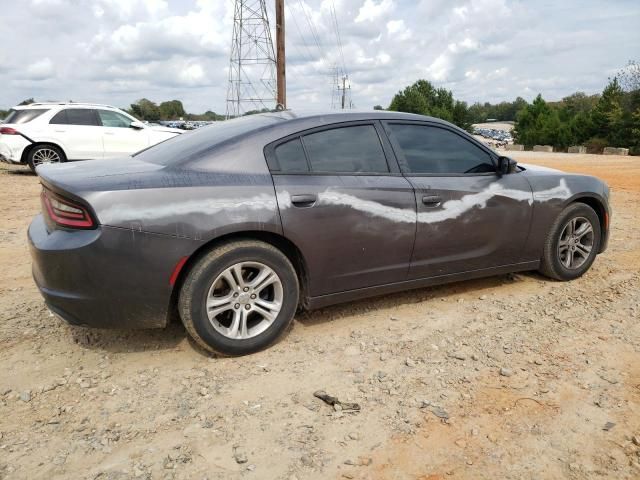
[1,157,639,479]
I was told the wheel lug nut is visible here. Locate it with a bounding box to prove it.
[234,304,240,309]
[245,304,251,310]
[250,294,256,299]
[233,293,239,297]
[243,287,249,292]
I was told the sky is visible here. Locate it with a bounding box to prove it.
[1,0,639,114]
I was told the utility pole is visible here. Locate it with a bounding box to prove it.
[275,0,286,109]
[341,75,346,109]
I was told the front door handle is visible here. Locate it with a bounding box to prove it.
[290,194,317,207]
[422,195,442,207]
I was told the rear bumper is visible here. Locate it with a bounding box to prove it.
[0,136,29,164]
[28,214,198,329]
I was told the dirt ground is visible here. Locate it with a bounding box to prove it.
[1,152,639,480]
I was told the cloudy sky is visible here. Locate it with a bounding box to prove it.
[1,0,639,114]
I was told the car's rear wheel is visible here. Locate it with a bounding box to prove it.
[27,144,65,172]
[539,203,601,281]
[178,240,299,356]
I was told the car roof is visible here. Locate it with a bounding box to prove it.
[251,109,448,125]
[228,109,457,142]
[12,102,120,110]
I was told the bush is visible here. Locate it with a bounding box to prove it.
[584,137,609,154]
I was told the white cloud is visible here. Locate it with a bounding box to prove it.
[25,58,55,80]
[178,63,207,87]
[386,19,411,40]
[465,69,480,80]
[426,54,453,82]
[0,0,639,113]
[487,67,509,80]
[355,0,394,23]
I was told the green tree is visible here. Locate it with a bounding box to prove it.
[186,110,225,121]
[513,94,575,148]
[130,98,161,121]
[591,78,624,142]
[373,105,384,110]
[158,100,186,120]
[388,79,471,131]
[452,100,472,132]
[18,98,35,106]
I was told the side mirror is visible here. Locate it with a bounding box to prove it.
[497,156,518,175]
[129,121,145,130]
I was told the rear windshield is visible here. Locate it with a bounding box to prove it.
[4,109,49,124]
[135,114,284,166]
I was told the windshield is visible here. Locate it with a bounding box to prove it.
[4,108,49,124]
[135,114,285,166]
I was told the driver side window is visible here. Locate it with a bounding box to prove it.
[388,123,495,174]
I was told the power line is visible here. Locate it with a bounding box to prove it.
[330,2,347,76]
[297,0,326,61]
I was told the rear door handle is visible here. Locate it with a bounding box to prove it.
[291,194,317,207]
[422,195,442,207]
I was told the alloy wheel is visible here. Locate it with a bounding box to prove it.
[32,148,61,166]
[206,261,283,340]
[557,216,594,269]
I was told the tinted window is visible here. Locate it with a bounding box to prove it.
[65,109,98,126]
[136,114,282,166]
[274,138,308,172]
[98,110,132,128]
[5,109,49,124]
[50,110,68,124]
[302,125,388,173]
[388,124,494,174]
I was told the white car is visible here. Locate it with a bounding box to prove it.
[0,102,182,171]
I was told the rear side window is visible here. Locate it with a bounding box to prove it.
[136,114,283,166]
[4,109,49,124]
[98,110,132,128]
[301,125,388,173]
[274,138,308,172]
[58,109,99,126]
[388,124,494,174]
[50,110,68,124]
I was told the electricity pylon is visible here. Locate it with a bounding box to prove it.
[226,0,278,118]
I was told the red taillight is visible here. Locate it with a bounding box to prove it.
[41,188,95,229]
[0,127,18,135]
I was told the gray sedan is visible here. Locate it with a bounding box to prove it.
[29,111,610,355]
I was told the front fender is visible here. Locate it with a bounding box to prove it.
[522,173,610,260]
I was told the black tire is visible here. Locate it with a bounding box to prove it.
[178,240,299,356]
[27,144,66,172]
[539,203,601,281]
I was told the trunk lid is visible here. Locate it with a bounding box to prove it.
[36,157,164,195]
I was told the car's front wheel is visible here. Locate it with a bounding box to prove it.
[539,203,601,281]
[178,240,299,356]
[27,144,65,172]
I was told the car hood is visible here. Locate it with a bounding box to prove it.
[149,126,183,134]
[518,162,564,175]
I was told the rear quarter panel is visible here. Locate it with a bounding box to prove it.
[78,139,283,242]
